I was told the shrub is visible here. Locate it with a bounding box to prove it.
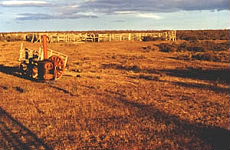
[1,35,24,42]
[183,36,198,41]
[192,51,230,62]
[158,43,178,52]
[187,46,205,52]
[157,40,230,53]
[177,30,230,40]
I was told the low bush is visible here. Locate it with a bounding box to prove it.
[187,46,205,52]
[157,43,178,52]
[157,41,230,53]
[1,36,24,42]
[192,51,230,63]
[177,30,230,40]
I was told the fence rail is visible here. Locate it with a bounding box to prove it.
[0,31,176,43]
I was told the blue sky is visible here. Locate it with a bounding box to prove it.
[0,0,229,32]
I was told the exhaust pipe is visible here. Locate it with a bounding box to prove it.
[42,35,48,59]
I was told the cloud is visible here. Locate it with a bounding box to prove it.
[114,11,137,14]
[136,13,162,19]
[2,0,230,21]
[16,13,98,20]
[1,0,229,11]
[0,0,49,7]
[16,13,52,20]
[80,0,230,13]
[114,11,162,19]
[113,20,126,22]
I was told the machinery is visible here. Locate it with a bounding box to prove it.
[19,35,68,81]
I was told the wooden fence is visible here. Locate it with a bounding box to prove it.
[0,30,176,43]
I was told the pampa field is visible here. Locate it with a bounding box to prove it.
[0,30,230,150]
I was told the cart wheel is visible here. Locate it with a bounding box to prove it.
[49,55,65,79]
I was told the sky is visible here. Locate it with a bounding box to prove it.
[0,0,229,32]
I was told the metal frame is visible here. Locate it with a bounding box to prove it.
[19,43,68,67]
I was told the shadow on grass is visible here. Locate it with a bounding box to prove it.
[128,74,161,81]
[0,64,38,82]
[0,107,52,150]
[160,67,230,84]
[100,92,230,149]
[101,63,159,74]
[172,81,230,94]
[123,98,229,149]
[101,63,230,84]
[48,85,76,96]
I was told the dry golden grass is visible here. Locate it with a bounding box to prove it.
[0,40,229,149]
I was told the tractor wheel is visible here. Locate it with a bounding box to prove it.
[38,60,54,80]
[44,61,54,71]
[32,66,38,79]
[49,55,65,80]
[19,61,28,74]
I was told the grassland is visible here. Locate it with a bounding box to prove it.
[0,39,229,149]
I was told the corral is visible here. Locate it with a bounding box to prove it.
[0,30,176,43]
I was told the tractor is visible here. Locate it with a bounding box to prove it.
[19,35,68,81]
